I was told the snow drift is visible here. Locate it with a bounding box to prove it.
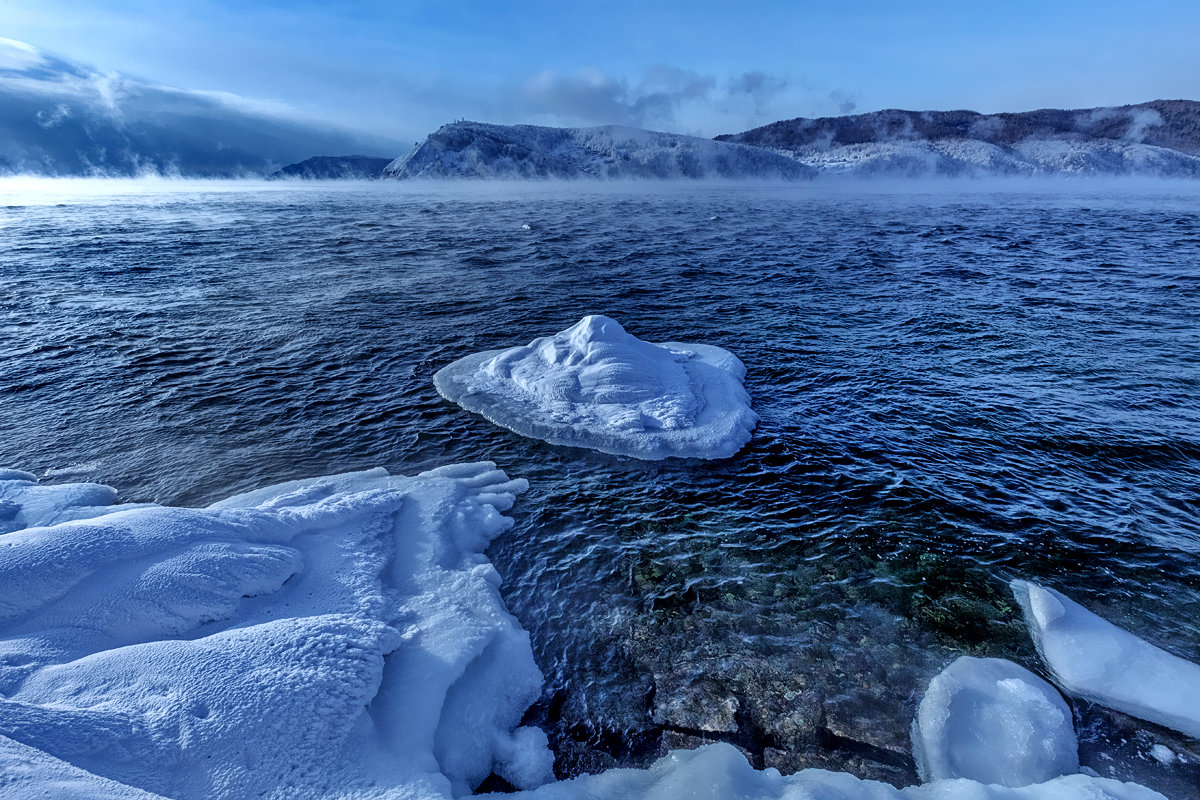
[434,315,758,460]
[0,465,551,799]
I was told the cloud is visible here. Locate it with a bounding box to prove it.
[829,89,858,115]
[728,70,788,115]
[0,45,401,176]
[0,37,44,71]
[517,65,790,134]
[34,102,70,128]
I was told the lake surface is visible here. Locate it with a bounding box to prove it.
[2,178,1199,790]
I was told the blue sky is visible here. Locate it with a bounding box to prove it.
[4,0,1199,145]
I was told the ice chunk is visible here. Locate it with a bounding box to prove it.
[1012,580,1200,739]
[435,315,757,460]
[912,656,1078,786]
[0,471,154,533]
[0,464,547,799]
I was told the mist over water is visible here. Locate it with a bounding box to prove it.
[2,178,1199,786]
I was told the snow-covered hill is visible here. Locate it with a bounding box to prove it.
[384,121,814,180]
[716,101,1200,177]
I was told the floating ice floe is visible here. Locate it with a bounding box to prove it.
[0,470,1174,800]
[1012,579,1200,740]
[912,656,1077,787]
[434,315,757,460]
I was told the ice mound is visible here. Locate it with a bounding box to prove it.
[1012,579,1200,739]
[912,656,1078,786]
[434,315,757,460]
[0,465,553,799]
[512,742,1163,800]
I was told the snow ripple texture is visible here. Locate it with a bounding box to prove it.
[0,465,551,799]
[434,315,757,460]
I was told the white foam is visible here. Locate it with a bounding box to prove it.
[912,656,1077,786]
[434,315,757,460]
[1012,580,1200,739]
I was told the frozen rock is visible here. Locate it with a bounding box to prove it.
[434,315,757,460]
[912,656,1077,786]
[384,121,813,180]
[1012,580,1200,739]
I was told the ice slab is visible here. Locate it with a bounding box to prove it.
[434,315,757,460]
[912,656,1077,786]
[0,465,550,799]
[1012,579,1200,740]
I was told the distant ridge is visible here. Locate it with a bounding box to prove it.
[272,155,393,180]
[716,100,1200,176]
[384,121,813,180]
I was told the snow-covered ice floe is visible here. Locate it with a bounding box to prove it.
[434,315,758,460]
[1012,579,1200,740]
[912,656,1077,787]
[0,470,1173,799]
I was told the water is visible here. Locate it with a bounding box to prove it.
[3,178,1200,788]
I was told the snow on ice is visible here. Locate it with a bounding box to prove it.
[0,465,552,799]
[434,315,758,460]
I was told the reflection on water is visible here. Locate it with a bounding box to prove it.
[2,179,1200,788]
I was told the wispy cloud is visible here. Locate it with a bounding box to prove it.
[511,64,792,135]
[0,37,45,71]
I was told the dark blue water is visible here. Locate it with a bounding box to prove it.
[2,178,1200,787]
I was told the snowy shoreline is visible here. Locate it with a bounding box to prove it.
[0,467,1182,799]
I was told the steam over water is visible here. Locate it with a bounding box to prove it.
[3,179,1200,785]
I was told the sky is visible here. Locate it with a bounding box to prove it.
[3,0,1199,146]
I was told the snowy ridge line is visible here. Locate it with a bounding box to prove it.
[716,100,1200,177]
[0,468,1174,799]
[384,121,813,180]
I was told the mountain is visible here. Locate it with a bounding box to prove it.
[715,100,1200,176]
[384,121,814,180]
[272,155,394,179]
[0,39,400,177]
